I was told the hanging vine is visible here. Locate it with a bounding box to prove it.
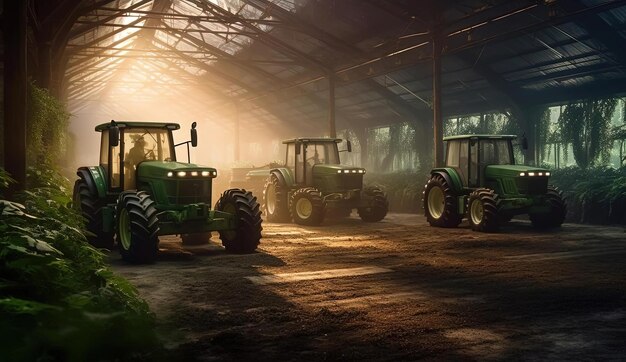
[557,98,617,169]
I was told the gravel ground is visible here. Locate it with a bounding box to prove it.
[110,213,626,361]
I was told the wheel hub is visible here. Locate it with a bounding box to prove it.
[119,208,131,250]
[296,198,313,219]
[266,184,276,214]
[427,186,445,219]
[470,199,484,225]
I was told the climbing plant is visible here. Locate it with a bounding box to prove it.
[27,82,71,167]
[557,98,617,169]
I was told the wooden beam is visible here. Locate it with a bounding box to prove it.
[3,0,28,196]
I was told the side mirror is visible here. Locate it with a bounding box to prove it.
[295,142,301,155]
[346,140,352,153]
[521,134,528,150]
[190,122,198,147]
[109,120,119,147]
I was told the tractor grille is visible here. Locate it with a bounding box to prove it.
[515,177,548,195]
[341,174,363,190]
[167,179,212,205]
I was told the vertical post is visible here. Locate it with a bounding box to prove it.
[432,26,444,168]
[3,0,28,197]
[234,102,240,162]
[328,72,336,138]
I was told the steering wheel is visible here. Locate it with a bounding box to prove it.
[145,148,156,160]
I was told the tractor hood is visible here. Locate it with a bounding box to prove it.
[137,161,218,179]
[312,164,366,175]
[485,165,551,179]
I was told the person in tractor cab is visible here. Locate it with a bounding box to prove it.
[125,136,146,189]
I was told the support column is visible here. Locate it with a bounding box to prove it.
[353,126,368,168]
[234,102,240,162]
[432,29,444,168]
[328,72,336,138]
[3,0,28,196]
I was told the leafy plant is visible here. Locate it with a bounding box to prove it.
[0,167,162,361]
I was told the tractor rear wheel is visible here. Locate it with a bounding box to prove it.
[290,187,325,226]
[423,174,461,227]
[530,186,566,229]
[263,174,290,222]
[116,191,160,264]
[72,177,114,249]
[358,186,388,222]
[216,189,262,253]
[468,188,500,232]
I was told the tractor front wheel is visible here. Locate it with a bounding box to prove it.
[216,189,262,253]
[290,187,325,226]
[423,174,461,227]
[530,186,566,229]
[263,174,290,222]
[116,191,160,264]
[358,186,388,222]
[468,188,500,232]
[72,177,114,249]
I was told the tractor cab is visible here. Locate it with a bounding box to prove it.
[444,135,516,188]
[96,122,179,191]
[285,138,344,185]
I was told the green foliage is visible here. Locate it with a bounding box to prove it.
[365,170,429,213]
[27,82,71,166]
[549,166,626,224]
[557,99,618,169]
[0,168,161,361]
[0,168,16,197]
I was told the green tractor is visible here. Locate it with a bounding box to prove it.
[243,138,388,225]
[72,121,262,263]
[423,135,566,232]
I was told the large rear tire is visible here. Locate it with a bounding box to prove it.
[422,174,461,228]
[263,174,290,222]
[358,186,388,222]
[72,177,114,249]
[290,187,325,226]
[530,186,566,229]
[116,191,160,264]
[468,188,500,232]
[215,189,262,254]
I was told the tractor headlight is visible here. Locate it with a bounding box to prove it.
[358,169,365,174]
[167,171,174,177]
[191,171,198,177]
[528,172,535,176]
[545,172,551,176]
[201,171,211,177]
[538,172,543,176]
[212,171,217,177]
[519,172,526,176]
[343,170,350,173]
[337,170,342,174]
[177,171,187,177]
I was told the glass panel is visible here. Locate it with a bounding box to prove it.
[295,143,304,184]
[286,143,295,169]
[480,140,513,165]
[111,141,121,188]
[122,127,174,190]
[458,140,468,185]
[469,140,478,186]
[446,141,459,167]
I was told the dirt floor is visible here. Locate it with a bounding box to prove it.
[110,213,626,361]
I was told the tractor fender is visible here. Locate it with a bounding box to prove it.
[430,168,463,194]
[76,166,107,199]
[269,168,294,188]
